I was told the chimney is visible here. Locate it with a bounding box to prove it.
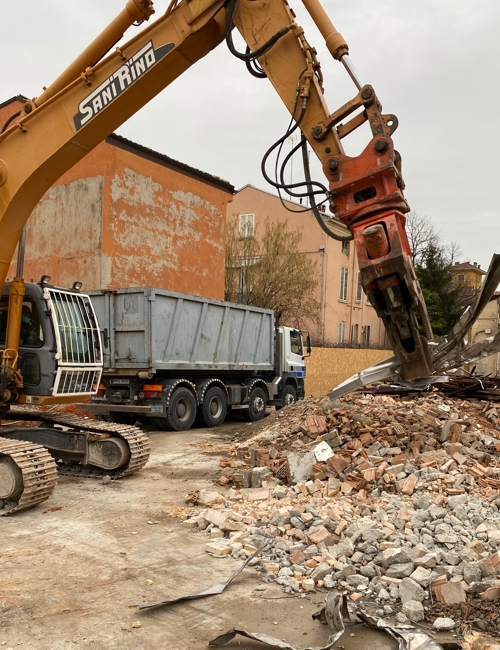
[473,262,477,267]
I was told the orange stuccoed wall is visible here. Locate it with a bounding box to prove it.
[2,98,233,300]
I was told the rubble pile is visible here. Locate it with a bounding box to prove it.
[221,393,500,500]
[177,392,500,636]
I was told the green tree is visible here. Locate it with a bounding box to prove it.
[416,243,461,336]
[225,216,320,329]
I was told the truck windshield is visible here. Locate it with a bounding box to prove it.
[290,330,303,356]
[0,297,44,348]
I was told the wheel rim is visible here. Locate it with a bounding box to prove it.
[209,396,223,419]
[176,398,191,422]
[253,396,265,413]
[284,393,295,406]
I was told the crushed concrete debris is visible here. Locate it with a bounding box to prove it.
[175,391,500,638]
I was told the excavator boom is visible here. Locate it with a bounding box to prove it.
[0,0,438,512]
[0,0,433,386]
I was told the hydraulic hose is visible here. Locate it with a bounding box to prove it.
[225,0,290,61]
[301,135,353,243]
[1,111,21,134]
[245,48,267,78]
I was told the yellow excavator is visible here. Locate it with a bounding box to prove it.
[0,0,435,514]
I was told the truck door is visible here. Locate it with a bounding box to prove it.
[283,328,306,378]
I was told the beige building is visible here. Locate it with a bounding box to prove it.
[450,261,486,290]
[230,185,388,348]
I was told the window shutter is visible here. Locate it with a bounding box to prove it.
[340,267,349,302]
[356,272,363,302]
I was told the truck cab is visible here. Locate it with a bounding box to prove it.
[268,326,307,409]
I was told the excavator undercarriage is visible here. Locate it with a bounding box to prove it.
[0,409,150,515]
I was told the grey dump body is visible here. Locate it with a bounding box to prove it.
[90,287,274,375]
[86,287,305,430]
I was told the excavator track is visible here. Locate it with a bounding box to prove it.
[6,407,151,479]
[0,437,58,516]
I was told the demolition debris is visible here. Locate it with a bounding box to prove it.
[171,391,500,638]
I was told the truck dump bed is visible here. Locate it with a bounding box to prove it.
[89,287,274,374]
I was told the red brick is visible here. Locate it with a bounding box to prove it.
[290,550,305,565]
[307,525,332,545]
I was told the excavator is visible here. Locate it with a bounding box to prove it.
[0,0,439,515]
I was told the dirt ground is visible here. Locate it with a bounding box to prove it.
[1,419,444,650]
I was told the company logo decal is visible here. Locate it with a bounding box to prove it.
[73,41,174,130]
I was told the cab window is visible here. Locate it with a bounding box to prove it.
[0,297,44,348]
[290,330,303,356]
[19,354,41,386]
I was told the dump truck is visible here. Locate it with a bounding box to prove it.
[83,287,309,430]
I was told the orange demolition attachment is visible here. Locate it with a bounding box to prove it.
[323,134,433,378]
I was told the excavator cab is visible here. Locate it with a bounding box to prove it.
[0,280,102,404]
[0,280,150,516]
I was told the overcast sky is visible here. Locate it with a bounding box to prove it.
[2,0,499,271]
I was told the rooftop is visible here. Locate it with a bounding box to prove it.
[451,261,486,274]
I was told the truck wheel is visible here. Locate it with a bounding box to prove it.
[276,385,297,410]
[196,386,227,428]
[243,386,267,422]
[166,387,197,431]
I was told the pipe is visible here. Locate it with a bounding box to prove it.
[4,277,25,369]
[16,227,26,279]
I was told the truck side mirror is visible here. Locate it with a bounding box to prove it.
[306,334,311,356]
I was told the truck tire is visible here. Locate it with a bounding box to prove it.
[243,386,267,422]
[276,384,297,410]
[196,386,227,428]
[157,387,197,431]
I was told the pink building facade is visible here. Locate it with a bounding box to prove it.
[230,185,388,348]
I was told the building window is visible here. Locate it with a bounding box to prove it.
[340,266,349,302]
[363,325,371,348]
[338,321,346,345]
[341,241,350,256]
[351,323,359,346]
[356,272,363,303]
[239,213,255,238]
[456,274,465,282]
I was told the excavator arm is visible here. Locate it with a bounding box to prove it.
[0,0,433,400]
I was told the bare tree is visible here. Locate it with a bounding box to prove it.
[444,240,463,266]
[225,215,320,330]
[405,210,441,266]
